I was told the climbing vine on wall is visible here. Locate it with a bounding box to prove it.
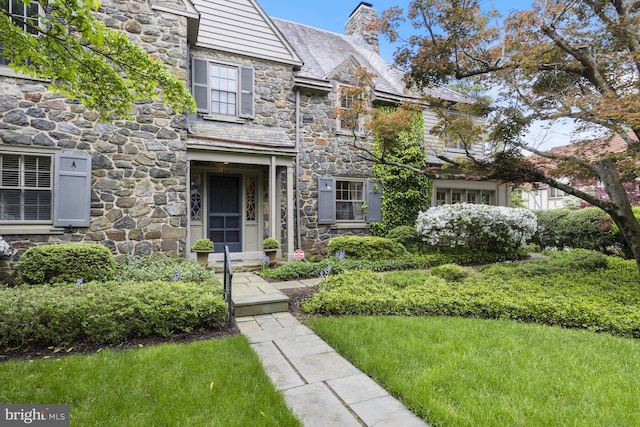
[371,107,431,236]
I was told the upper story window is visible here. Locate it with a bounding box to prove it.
[549,187,565,199]
[1,0,40,66]
[0,153,52,222]
[192,58,254,119]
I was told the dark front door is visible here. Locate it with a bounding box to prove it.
[208,174,242,252]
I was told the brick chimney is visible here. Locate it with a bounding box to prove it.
[345,2,379,53]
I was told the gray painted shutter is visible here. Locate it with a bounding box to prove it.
[366,179,382,223]
[192,58,209,113]
[317,177,335,225]
[239,65,254,118]
[53,151,92,228]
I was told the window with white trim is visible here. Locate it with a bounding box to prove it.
[192,58,254,119]
[336,180,364,221]
[0,153,52,222]
[432,188,496,206]
[1,0,40,66]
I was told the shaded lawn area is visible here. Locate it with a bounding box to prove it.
[0,336,300,427]
[307,316,640,427]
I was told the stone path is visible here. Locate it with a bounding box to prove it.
[232,272,428,427]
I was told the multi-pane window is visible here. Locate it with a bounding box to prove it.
[549,187,565,199]
[192,58,254,118]
[339,93,360,131]
[336,180,364,221]
[1,0,40,66]
[210,64,237,115]
[433,188,496,206]
[0,153,52,221]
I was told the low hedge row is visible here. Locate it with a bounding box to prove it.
[260,249,527,281]
[302,252,640,338]
[328,236,407,260]
[0,281,226,348]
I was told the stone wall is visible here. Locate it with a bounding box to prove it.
[0,0,190,280]
[296,86,374,255]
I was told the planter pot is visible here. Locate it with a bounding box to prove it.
[193,250,212,267]
[263,248,278,266]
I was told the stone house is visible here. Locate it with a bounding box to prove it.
[0,0,508,278]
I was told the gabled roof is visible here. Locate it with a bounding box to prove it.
[272,17,471,104]
[191,0,302,66]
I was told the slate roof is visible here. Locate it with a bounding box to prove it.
[188,121,295,154]
[272,18,471,104]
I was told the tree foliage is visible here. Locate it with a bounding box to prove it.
[0,0,195,118]
[378,0,640,273]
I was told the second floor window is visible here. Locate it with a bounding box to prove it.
[192,58,254,119]
[1,0,40,66]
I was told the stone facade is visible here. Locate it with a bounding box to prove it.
[0,0,190,279]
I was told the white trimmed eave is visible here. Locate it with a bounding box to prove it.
[193,41,302,67]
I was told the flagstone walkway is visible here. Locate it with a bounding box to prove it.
[230,272,428,427]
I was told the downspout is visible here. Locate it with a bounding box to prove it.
[295,88,302,250]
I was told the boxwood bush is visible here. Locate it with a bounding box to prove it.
[302,252,640,338]
[16,243,115,285]
[0,280,226,347]
[327,236,407,260]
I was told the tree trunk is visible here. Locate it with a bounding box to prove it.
[598,159,640,274]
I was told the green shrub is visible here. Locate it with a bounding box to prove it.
[429,264,475,282]
[328,236,407,260]
[0,280,226,347]
[534,208,618,252]
[386,225,423,253]
[191,238,213,251]
[16,243,115,285]
[263,238,280,249]
[302,256,640,338]
[115,255,218,284]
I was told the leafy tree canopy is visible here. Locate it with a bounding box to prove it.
[0,0,195,118]
[376,0,640,273]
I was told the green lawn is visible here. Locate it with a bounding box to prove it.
[307,315,640,427]
[0,336,300,427]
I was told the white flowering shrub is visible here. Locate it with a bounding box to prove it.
[416,203,537,252]
[0,236,11,257]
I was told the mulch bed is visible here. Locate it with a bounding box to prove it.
[1,284,320,363]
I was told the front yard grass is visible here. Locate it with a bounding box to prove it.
[306,315,640,426]
[0,336,301,427]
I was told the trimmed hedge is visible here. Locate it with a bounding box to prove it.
[386,225,423,253]
[534,208,618,252]
[16,243,115,285]
[0,281,226,347]
[302,252,640,338]
[115,255,217,284]
[327,236,407,260]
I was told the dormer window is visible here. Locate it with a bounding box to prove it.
[192,58,254,119]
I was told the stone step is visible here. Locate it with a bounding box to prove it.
[232,293,290,317]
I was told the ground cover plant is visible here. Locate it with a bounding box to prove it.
[0,336,301,426]
[305,316,640,426]
[302,250,640,338]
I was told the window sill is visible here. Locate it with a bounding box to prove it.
[331,222,370,229]
[201,114,247,124]
[335,129,366,138]
[0,225,65,235]
[0,66,48,81]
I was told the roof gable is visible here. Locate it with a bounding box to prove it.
[326,55,362,83]
[191,0,302,66]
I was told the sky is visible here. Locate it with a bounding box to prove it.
[257,0,581,150]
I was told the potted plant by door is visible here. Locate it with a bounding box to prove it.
[262,237,280,266]
[192,238,214,266]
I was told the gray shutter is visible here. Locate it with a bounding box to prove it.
[192,58,209,113]
[366,179,382,223]
[239,65,254,118]
[317,177,335,225]
[53,151,92,228]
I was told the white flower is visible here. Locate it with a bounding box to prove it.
[416,203,537,250]
[0,236,12,257]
